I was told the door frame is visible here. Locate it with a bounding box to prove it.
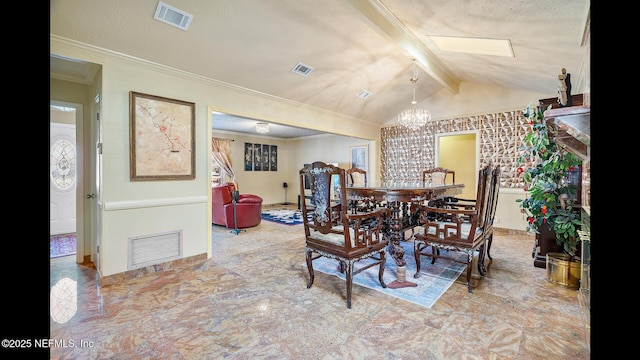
[50,100,85,264]
[435,130,479,199]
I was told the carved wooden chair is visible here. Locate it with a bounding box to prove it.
[483,164,501,260]
[299,162,390,308]
[412,164,493,293]
[422,167,455,186]
[442,164,501,260]
[346,167,367,187]
[345,167,375,213]
[421,167,457,221]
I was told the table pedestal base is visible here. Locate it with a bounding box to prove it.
[387,266,417,288]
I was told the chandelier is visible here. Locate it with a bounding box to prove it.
[256,122,270,134]
[397,60,431,130]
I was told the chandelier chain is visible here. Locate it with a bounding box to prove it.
[398,60,431,130]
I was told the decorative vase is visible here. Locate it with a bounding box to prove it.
[546,252,581,289]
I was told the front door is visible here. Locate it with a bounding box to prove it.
[50,119,77,235]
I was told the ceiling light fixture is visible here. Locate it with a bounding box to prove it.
[397,60,431,130]
[256,122,270,134]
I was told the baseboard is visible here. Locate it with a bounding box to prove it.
[100,253,207,286]
[494,227,530,237]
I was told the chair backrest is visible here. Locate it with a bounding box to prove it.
[423,167,455,186]
[346,167,367,187]
[299,161,350,236]
[484,164,501,227]
[473,165,493,232]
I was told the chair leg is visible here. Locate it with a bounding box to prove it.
[465,253,473,293]
[305,250,315,289]
[345,262,354,309]
[414,243,422,278]
[431,246,440,264]
[487,234,493,260]
[378,251,387,288]
[477,244,487,276]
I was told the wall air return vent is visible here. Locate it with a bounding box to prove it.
[128,230,182,270]
[154,1,193,31]
[291,62,314,77]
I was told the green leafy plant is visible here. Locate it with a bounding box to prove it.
[515,103,582,256]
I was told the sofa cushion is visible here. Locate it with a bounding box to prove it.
[238,194,263,204]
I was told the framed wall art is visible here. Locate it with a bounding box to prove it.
[350,145,368,172]
[244,142,253,171]
[262,144,270,170]
[244,142,278,171]
[253,143,262,171]
[129,91,195,180]
[270,145,278,171]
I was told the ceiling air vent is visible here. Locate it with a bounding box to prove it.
[154,1,193,31]
[291,62,314,77]
[358,90,372,99]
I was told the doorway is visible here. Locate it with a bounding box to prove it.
[50,103,83,261]
[435,131,479,199]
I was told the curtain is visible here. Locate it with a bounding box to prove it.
[211,137,236,186]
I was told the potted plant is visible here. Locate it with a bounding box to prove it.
[515,103,582,286]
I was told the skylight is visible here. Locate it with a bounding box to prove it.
[429,36,514,57]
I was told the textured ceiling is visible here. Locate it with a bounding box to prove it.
[50,0,590,138]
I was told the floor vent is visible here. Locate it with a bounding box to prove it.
[154,1,193,31]
[128,230,182,270]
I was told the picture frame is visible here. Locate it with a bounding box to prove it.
[244,142,253,171]
[129,91,195,180]
[270,145,278,171]
[262,144,270,170]
[350,145,368,172]
[253,143,262,171]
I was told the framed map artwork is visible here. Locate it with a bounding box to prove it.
[129,91,195,180]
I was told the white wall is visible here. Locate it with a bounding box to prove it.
[495,188,528,231]
[51,36,383,277]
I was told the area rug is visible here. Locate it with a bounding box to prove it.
[304,240,468,309]
[50,234,76,258]
[261,208,305,225]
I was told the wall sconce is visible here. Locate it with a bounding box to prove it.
[256,122,270,134]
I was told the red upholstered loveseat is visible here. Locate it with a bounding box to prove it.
[212,182,263,228]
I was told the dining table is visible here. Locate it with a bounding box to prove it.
[346,183,465,288]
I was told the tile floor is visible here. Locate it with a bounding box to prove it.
[50,208,590,359]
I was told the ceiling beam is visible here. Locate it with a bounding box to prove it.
[346,0,460,94]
